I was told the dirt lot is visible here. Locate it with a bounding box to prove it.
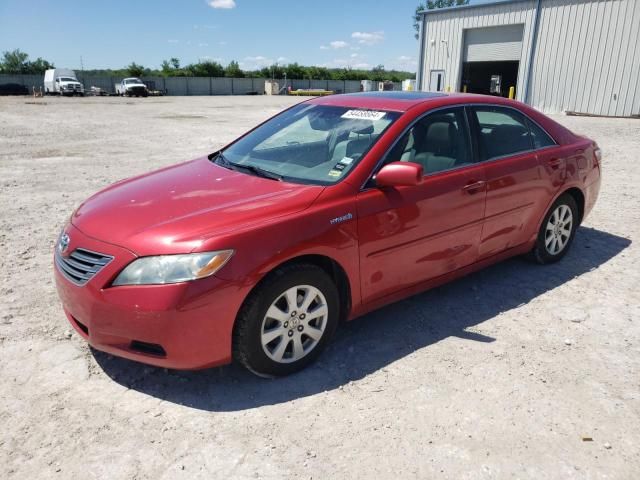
[0,95,638,479]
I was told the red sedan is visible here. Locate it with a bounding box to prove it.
[54,92,601,376]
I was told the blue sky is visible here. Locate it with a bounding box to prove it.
[0,0,494,72]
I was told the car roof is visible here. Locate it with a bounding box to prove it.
[308,91,537,113]
[308,91,447,112]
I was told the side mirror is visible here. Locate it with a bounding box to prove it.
[375,161,423,187]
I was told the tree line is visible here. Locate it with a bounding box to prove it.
[1,50,415,82]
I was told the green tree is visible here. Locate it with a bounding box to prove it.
[258,64,285,79]
[127,62,145,77]
[414,0,469,39]
[284,62,305,79]
[1,49,28,73]
[161,57,184,76]
[371,64,386,82]
[225,60,244,78]
[186,60,225,77]
[0,49,54,74]
[25,57,54,74]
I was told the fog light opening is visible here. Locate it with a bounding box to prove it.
[129,340,167,357]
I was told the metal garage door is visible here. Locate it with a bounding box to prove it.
[463,24,524,62]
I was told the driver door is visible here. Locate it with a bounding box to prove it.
[356,107,487,303]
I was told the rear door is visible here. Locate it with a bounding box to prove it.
[356,107,487,303]
[469,105,555,258]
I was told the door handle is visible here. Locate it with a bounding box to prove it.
[462,180,486,194]
[547,158,562,170]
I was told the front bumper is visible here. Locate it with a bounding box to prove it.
[60,85,84,94]
[54,224,247,369]
[126,86,147,95]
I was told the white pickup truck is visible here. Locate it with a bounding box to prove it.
[44,69,85,96]
[115,78,149,97]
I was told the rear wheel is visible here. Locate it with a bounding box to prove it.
[529,193,578,264]
[233,264,339,377]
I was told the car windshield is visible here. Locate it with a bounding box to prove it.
[58,77,77,82]
[219,104,400,185]
[125,79,142,84]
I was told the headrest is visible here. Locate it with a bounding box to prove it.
[353,123,374,135]
[426,121,453,153]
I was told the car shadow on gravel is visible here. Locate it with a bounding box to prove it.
[93,226,630,411]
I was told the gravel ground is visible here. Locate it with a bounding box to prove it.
[0,96,638,479]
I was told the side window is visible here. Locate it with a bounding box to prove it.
[526,118,556,149]
[386,108,472,176]
[473,106,533,160]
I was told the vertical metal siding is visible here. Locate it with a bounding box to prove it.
[421,0,640,116]
[531,0,640,116]
[420,0,536,100]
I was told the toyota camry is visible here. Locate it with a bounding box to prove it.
[54,92,601,376]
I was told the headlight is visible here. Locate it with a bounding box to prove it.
[112,250,234,286]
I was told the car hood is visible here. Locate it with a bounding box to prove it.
[71,157,324,255]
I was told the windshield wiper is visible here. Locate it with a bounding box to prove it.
[213,152,282,181]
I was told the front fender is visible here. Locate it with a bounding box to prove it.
[204,184,362,314]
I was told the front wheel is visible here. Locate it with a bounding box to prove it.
[529,193,578,264]
[233,264,339,377]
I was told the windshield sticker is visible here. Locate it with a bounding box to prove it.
[339,157,354,165]
[341,110,386,121]
[328,169,342,178]
[333,163,346,171]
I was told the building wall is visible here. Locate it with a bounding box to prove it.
[418,0,537,102]
[530,0,639,116]
[418,0,640,117]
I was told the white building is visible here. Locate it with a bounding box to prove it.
[416,0,640,117]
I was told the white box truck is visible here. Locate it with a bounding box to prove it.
[115,78,148,97]
[44,69,85,96]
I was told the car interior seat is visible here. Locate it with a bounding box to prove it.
[485,124,531,158]
[331,123,375,162]
[412,119,458,174]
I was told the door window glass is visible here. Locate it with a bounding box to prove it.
[386,107,472,176]
[526,118,556,149]
[472,106,533,160]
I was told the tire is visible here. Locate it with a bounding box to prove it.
[529,193,579,264]
[233,263,340,377]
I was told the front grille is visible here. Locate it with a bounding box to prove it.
[55,248,113,286]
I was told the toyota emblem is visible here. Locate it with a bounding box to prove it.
[58,233,70,254]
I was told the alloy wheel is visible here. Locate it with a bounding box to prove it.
[260,285,328,364]
[545,204,573,255]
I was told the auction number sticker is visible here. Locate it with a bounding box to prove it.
[341,110,386,121]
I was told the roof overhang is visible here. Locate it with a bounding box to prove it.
[417,0,529,17]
